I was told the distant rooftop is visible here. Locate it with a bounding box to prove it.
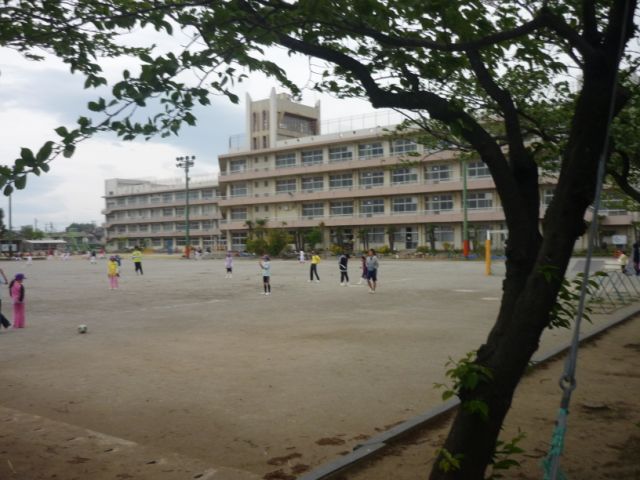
[228,108,410,152]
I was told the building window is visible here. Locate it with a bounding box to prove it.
[230,207,247,220]
[230,183,248,197]
[360,170,385,188]
[138,224,149,232]
[358,142,384,159]
[301,149,323,166]
[162,193,172,203]
[330,201,354,216]
[175,191,186,201]
[275,178,297,194]
[202,220,212,230]
[252,112,258,132]
[280,114,316,135]
[390,138,418,155]
[426,164,452,182]
[468,161,491,178]
[467,192,493,210]
[329,173,353,189]
[275,152,297,169]
[360,198,385,215]
[542,188,554,207]
[262,110,268,130]
[393,227,419,249]
[151,224,162,232]
[189,191,199,200]
[201,189,214,199]
[301,176,324,192]
[329,146,353,162]
[231,232,248,251]
[302,203,324,218]
[150,195,161,204]
[162,207,173,216]
[426,194,454,212]
[116,197,126,206]
[175,207,185,216]
[367,227,385,243]
[163,223,173,231]
[391,167,418,185]
[433,225,454,242]
[229,159,247,173]
[392,197,418,213]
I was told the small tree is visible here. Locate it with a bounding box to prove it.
[266,229,291,257]
[386,225,397,252]
[304,228,322,251]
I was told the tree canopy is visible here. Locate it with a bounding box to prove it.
[1,1,638,479]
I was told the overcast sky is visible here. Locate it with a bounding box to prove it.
[0,37,379,232]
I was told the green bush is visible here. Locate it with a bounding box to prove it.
[378,245,391,255]
[328,244,343,256]
[416,245,431,254]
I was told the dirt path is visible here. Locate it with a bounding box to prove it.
[341,316,640,480]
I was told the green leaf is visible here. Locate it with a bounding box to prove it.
[36,141,54,162]
[14,175,27,190]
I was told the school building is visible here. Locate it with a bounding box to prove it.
[102,177,222,252]
[103,90,639,253]
[216,90,638,253]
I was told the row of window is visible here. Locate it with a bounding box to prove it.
[228,224,459,250]
[106,188,217,208]
[229,138,428,173]
[227,162,491,197]
[107,205,218,221]
[110,220,218,234]
[228,193,495,220]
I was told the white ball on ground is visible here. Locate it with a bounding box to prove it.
[77,325,88,334]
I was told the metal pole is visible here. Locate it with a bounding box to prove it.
[8,194,12,233]
[185,161,190,258]
[462,160,469,257]
[177,155,196,259]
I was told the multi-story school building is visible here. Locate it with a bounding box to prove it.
[216,90,638,253]
[103,90,638,253]
[102,176,221,252]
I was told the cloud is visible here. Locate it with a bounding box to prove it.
[0,38,384,232]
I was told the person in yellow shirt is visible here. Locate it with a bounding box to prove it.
[309,251,321,282]
[132,247,143,275]
[107,256,120,290]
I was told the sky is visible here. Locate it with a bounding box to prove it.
[0,33,380,232]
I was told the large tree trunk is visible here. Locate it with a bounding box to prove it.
[429,25,627,480]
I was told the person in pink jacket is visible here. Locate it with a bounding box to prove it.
[9,273,26,328]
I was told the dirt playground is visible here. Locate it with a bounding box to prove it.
[0,256,637,479]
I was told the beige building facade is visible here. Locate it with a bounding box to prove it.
[217,91,639,253]
[103,177,221,252]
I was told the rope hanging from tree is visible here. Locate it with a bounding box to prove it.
[542,2,632,478]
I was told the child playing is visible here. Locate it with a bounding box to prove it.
[225,251,233,279]
[357,254,368,285]
[9,273,26,328]
[107,256,120,289]
[338,253,350,286]
[259,255,271,295]
[0,268,10,329]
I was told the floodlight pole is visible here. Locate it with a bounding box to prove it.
[176,155,196,258]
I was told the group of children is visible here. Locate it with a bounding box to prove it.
[224,249,380,295]
[0,268,27,330]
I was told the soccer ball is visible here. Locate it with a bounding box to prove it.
[77,324,88,334]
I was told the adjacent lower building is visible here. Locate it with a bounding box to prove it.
[103,177,222,252]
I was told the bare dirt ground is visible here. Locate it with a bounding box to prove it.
[341,317,640,480]
[0,256,637,480]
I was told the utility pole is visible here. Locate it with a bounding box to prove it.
[176,155,196,258]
